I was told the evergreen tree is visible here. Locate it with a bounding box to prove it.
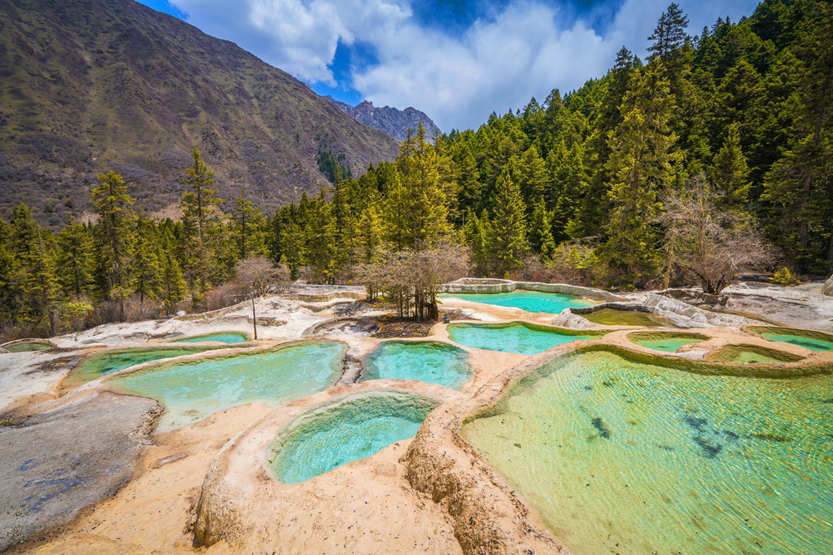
[180,147,223,307]
[528,197,556,261]
[159,250,186,315]
[231,188,267,261]
[91,171,135,320]
[487,168,528,276]
[56,217,93,299]
[710,122,751,207]
[131,218,161,304]
[601,62,676,287]
[648,3,690,61]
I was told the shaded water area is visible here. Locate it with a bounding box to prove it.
[708,344,803,364]
[68,347,215,385]
[270,392,436,484]
[462,349,833,554]
[628,332,706,353]
[108,341,345,431]
[580,308,669,327]
[4,341,52,352]
[176,332,248,344]
[448,322,604,354]
[751,327,833,352]
[361,341,471,389]
[439,290,592,314]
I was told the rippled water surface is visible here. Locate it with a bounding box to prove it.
[176,332,248,344]
[5,341,52,352]
[448,322,599,354]
[629,333,704,353]
[109,341,345,431]
[440,290,592,313]
[462,350,833,554]
[271,392,436,484]
[361,341,471,389]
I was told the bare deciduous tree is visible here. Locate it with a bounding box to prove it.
[231,256,289,339]
[661,175,774,294]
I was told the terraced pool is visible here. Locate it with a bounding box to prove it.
[707,344,804,364]
[3,341,53,352]
[68,347,215,385]
[462,349,833,554]
[176,332,249,344]
[439,290,592,314]
[628,331,706,353]
[108,341,345,431]
[579,308,669,327]
[448,322,604,354]
[361,341,471,389]
[750,327,833,352]
[270,392,437,484]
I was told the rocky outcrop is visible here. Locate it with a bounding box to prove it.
[326,97,441,142]
[0,392,159,551]
[824,275,833,297]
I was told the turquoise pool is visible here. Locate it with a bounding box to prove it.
[176,332,248,344]
[439,290,592,314]
[361,341,471,389]
[68,347,214,385]
[108,341,345,431]
[448,322,604,354]
[755,330,833,352]
[270,392,436,484]
[463,349,833,554]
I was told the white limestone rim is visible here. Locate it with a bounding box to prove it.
[193,380,463,546]
[439,278,625,301]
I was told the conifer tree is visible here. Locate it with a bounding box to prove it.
[463,211,490,276]
[710,122,751,208]
[159,250,186,315]
[231,188,267,261]
[56,217,93,299]
[180,148,223,307]
[131,218,161,304]
[487,168,528,276]
[602,62,676,287]
[528,198,556,261]
[91,171,135,320]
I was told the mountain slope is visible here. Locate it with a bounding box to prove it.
[326,97,441,142]
[0,0,399,225]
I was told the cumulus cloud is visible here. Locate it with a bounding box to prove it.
[170,0,761,130]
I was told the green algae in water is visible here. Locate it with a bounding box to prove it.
[580,308,668,327]
[271,392,436,484]
[108,341,345,431]
[176,332,248,344]
[708,344,803,365]
[758,332,833,352]
[361,341,471,390]
[448,322,602,355]
[69,347,215,384]
[4,341,53,352]
[439,290,592,314]
[462,350,833,554]
[628,332,706,353]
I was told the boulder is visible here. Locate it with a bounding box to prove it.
[824,275,833,297]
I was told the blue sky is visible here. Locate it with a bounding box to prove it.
[138,0,760,130]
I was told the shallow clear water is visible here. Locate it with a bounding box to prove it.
[361,341,471,389]
[629,333,704,353]
[462,350,833,554]
[271,392,436,484]
[448,323,599,354]
[108,341,345,431]
[5,341,52,352]
[69,347,213,384]
[727,350,785,364]
[581,308,667,326]
[759,332,833,352]
[176,332,248,344]
[439,290,591,314]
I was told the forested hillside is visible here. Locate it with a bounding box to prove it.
[0,0,398,226]
[2,0,831,339]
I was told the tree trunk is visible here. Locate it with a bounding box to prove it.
[251,295,258,340]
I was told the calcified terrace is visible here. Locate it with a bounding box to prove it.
[1,279,832,553]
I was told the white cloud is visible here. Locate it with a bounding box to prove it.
[170,0,761,130]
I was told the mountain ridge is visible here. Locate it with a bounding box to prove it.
[325,96,441,142]
[0,0,399,226]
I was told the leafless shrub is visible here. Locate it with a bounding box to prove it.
[661,175,775,294]
[231,256,290,338]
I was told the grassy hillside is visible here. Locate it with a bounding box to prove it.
[0,0,399,225]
